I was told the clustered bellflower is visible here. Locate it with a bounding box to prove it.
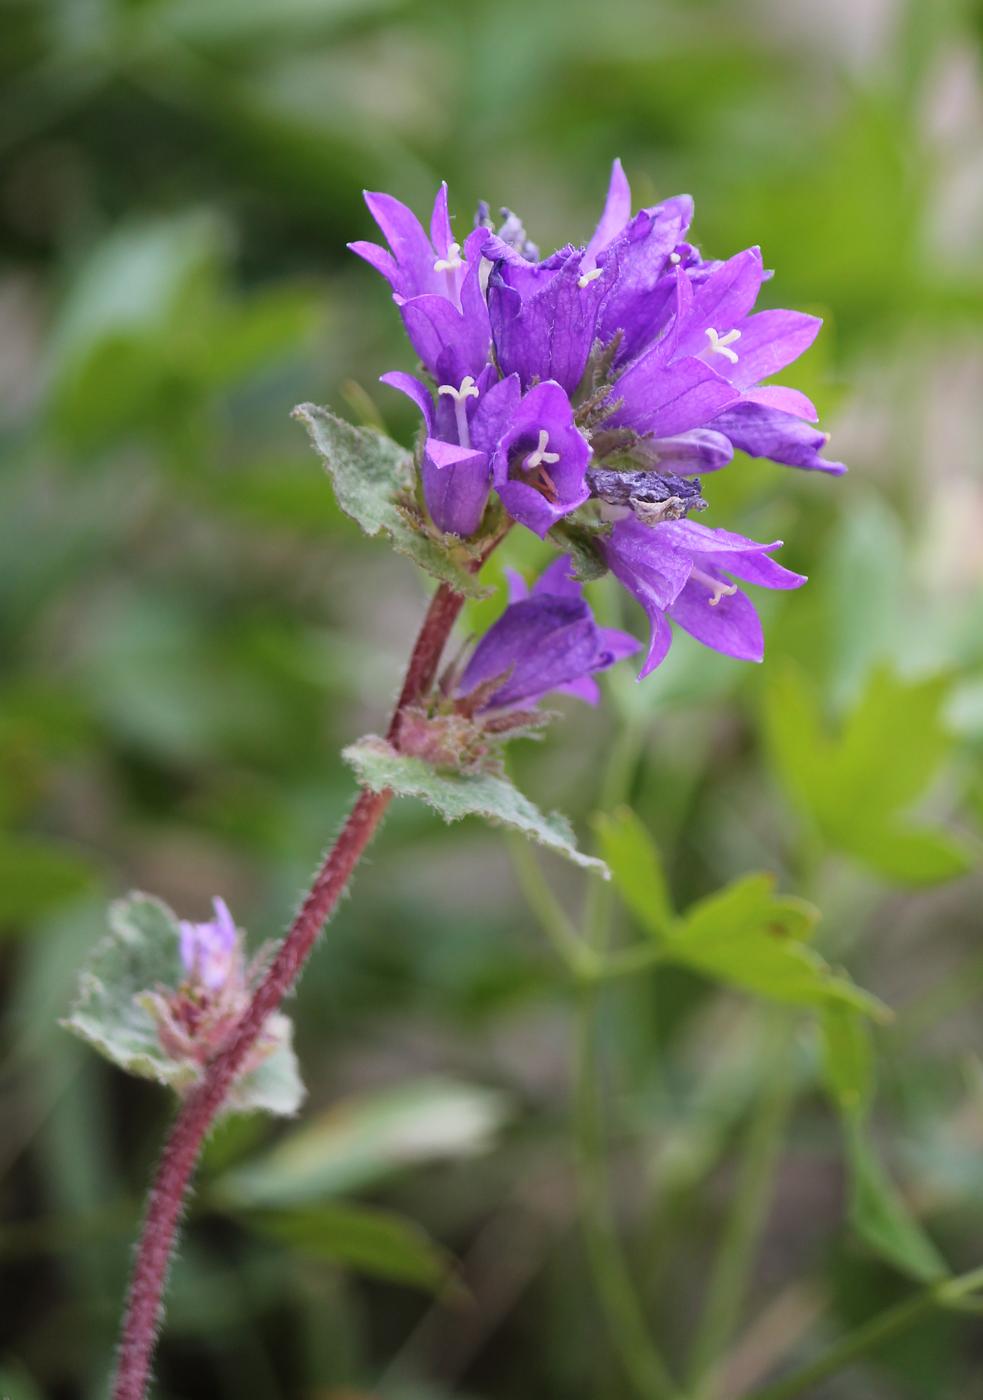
[352,160,842,693]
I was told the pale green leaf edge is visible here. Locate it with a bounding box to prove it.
[344,738,608,876]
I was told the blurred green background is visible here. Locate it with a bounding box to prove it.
[3,0,983,1396]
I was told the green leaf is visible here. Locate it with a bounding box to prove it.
[821,1002,875,1115]
[243,1203,454,1294]
[0,835,98,929]
[293,403,488,597]
[763,664,976,887]
[761,663,834,817]
[594,806,673,940]
[836,819,975,885]
[61,893,303,1116]
[214,1076,510,1208]
[846,1120,948,1283]
[833,668,951,815]
[666,876,885,1016]
[344,737,607,874]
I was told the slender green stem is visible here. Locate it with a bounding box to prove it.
[574,711,682,1399]
[506,834,597,978]
[584,714,647,947]
[686,1019,795,1400]
[575,984,681,1400]
[744,1266,983,1400]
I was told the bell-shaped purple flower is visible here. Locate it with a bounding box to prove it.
[486,242,607,396]
[491,381,592,538]
[458,557,639,709]
[350,186,491,386]
[381,367,521,537]
[602,517,806,676]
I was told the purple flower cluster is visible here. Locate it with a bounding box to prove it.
[352,161,841,700]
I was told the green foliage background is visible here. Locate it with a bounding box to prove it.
[2,0,983,1396]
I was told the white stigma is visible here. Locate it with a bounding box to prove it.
[669,251,681,264]
[433,241,464,273]
[438,375,480,449]
[524,429,561,472]
[705,327,741,364]
[578,267,603,288]
[690,566,738,607]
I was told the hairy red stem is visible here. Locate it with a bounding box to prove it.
[111,580,466,1400]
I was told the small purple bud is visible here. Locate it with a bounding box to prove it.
[178,897,239,993]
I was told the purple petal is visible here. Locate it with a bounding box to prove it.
[488,253,603,394]
[727,310,822,389]
[380,369,434,434]
[744,385,818,422]
[505,568,530,603]
[595,197,695,356]
[363,190,437,297]
[711,401,846,475]
[430,181,453,256]
[532,554,583,600]
[585,157,633,263]
[610,355,740,437]
[348,239,398,285]
[673,247,765,359]
[668,578,765,662]
[638,428,734,473]
[460,595,599,708]
[421,438,490,537]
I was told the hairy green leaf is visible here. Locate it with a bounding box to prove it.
[344,737,608,874]
[293,403,489,597]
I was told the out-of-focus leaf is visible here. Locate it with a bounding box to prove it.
[46,213,226,448]
[293,404,489,597]
[841,820,975,885]
[821,1003,875,1115]
[152,0,403,47]
[0,836,98,928]
[243,1202,454,1293]
[595,806,673,939]
[214,1076,510,1208]
[666,875,885,1016]
[196,287,320,388]
[61,893,303,1116]
[846,1121,948,1284]
[762,663,835,817]
[0,1363,43,1400]
[764,664,976,886]
[344,737,608,874]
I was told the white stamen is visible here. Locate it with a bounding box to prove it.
[433,241,464,274]
[669,251,681,264]
[690,566,738,607]
[524,429,560,472]
[438,375,480,448]
[578,267,603,288]
[705,326,741,364]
